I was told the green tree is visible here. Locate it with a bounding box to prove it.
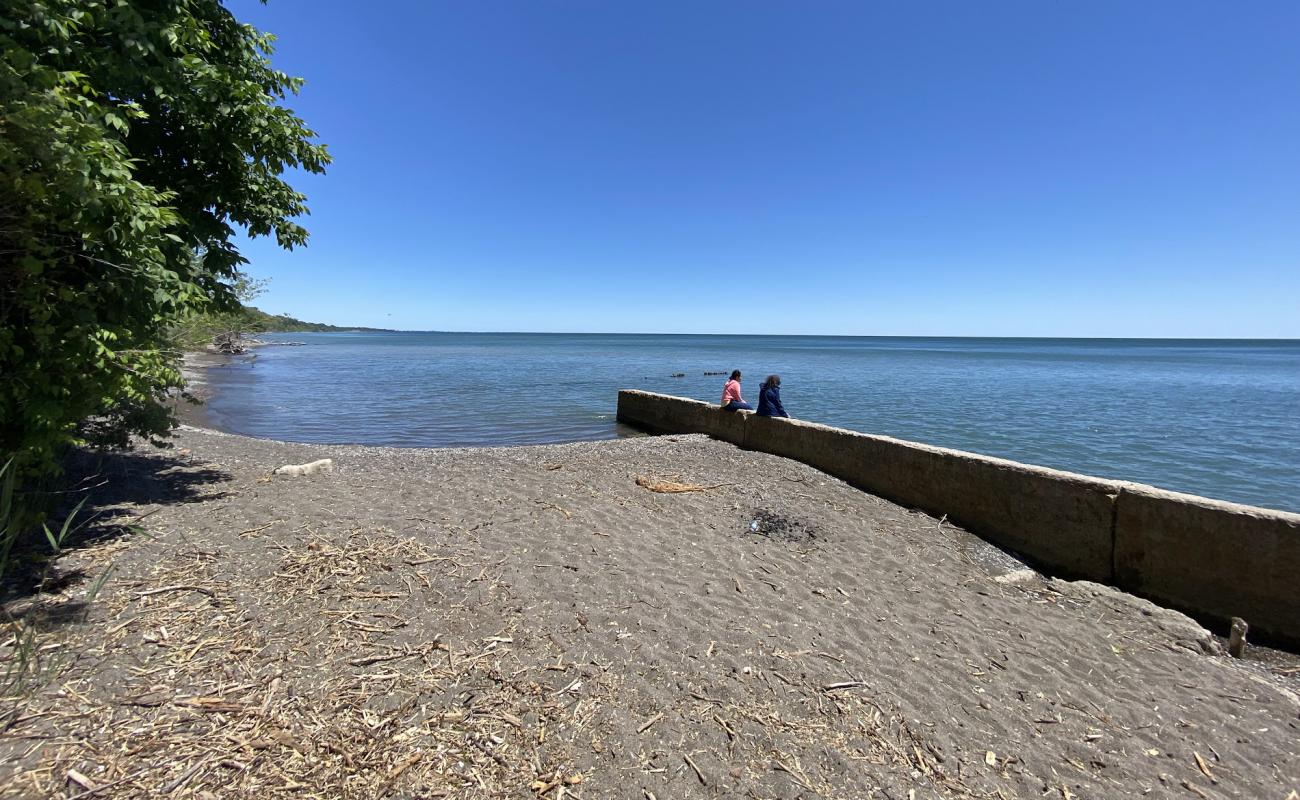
[0,1,329,471]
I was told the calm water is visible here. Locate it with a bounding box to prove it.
[199,333,1300,512]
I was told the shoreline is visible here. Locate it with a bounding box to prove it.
[174,344,649,450]
[176,349,234,430]
[1,426,1297,796]
[176,337,281,432]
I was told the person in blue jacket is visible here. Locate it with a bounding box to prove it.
[756,375,789,418]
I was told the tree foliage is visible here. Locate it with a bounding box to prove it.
[0,1,329,471]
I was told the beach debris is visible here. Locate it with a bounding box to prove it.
[772,758,814,791]
[133,584,216,600]
[1227,617,1248,658]
[65,769,96,793]
[238,520,280,538]
[211,330,247,354]
[635,476,730,493]
[272,458,334,477]
[159,758,208,794]
[713,714,737,740]
[1193,752,1217,784]
[530,773,583,795]
[535,500,573,519]
[745,509,819,544]
[683,753,708,785]
[822,680,869,692]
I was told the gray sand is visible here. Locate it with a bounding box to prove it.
[1,427,1297,798]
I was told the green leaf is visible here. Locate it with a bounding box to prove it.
[0,0,327,486]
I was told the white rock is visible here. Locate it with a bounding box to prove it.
[273,458,334,477]
[993,568,1040,585]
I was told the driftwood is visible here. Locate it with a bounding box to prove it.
[211,331,247,354]
[634,476,731,494]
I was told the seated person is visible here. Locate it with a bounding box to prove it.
[720,369,752,410]
[756,375,789,418]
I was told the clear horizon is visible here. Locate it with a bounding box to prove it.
[268,328,1300,342]
[230,1,1300,338]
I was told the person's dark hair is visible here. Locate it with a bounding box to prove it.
[764,374,780,388]
[729,370,742,381]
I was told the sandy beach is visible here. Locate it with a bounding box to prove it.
[1,425,1297,799]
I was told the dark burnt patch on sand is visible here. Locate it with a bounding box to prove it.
[744,508,820,546]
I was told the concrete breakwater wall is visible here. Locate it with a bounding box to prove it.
[617,390,1300,646]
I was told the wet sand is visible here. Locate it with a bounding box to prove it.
[1,426,1297,798]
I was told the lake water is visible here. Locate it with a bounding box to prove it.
[197,333,1300,513]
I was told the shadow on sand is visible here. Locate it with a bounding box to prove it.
[1,446,233,622]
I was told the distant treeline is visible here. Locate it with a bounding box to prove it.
[172,305,393,350]
[242,306,394,334]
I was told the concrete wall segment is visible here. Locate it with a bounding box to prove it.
[616,389,749,446]
[1114,484,1300,645]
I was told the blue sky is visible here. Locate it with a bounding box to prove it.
[228,1,1300,336]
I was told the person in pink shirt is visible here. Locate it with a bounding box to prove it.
[720,369,752,411]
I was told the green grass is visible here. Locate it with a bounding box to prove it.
[0,459,113,704]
